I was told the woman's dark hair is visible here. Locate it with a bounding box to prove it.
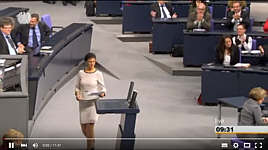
[216,35,233,61]
[84,52,96,62]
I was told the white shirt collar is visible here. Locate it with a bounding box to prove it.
[1,31,10,38]
[238,34,246,39]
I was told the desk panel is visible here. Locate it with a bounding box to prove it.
[152,20,185,52]
[239,72,268,96]
[0,7,29,17]
[184,33,221,66]
[202,69,239,104]
[201,65,268,104]
[96,0,122,16]
[28,23,93,120]
[122,3,152,33]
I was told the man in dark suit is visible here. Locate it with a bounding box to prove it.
[0,17,25,55]
[226,1,250,31]
[14,13,51,55]
[151,0,178,19]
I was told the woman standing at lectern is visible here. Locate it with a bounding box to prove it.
[75,52,106,150]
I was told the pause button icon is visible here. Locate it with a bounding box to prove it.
[8,142,14,149]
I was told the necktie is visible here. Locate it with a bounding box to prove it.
[161,5,167,18]
[32,27,38,49]
[6,36,16,52]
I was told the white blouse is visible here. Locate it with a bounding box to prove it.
[232,34,252,52]
[75,70,106,100]
[223,54,231,66]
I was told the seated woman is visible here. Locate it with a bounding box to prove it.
[215,35,240,66]
[232,23,252,52]
[237,87,268,140]
[1,129,24,150]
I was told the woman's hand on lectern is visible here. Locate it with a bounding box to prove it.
[75,91,82,101]
[99,92,105,98]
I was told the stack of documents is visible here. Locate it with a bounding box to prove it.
[40,46,53,54]
[234,63,251,68]
[241,50,261,55]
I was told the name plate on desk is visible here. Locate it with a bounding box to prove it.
[234,63,251,68]
[193,29,206,32]
[40,46,53,55]
[241,50,261,55]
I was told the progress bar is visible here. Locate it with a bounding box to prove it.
[4,137,265,140]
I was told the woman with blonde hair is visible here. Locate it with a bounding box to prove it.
[1,128,24,150]
[239,87,268,127]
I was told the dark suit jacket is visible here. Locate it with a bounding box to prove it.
[215,45,240,65]
[14,22,51,50]
[0,32,17,55]
[226,9,250,30]
[151,2,176,18]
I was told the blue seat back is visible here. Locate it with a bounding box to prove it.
[41,14,52,29]
[252,39,256,50]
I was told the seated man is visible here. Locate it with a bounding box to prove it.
[186,2,211,31]
[14,13,51,55]
[226,0,250,31]
[150,0,177,19]
[232,23,252,52]
[0,17,25,55]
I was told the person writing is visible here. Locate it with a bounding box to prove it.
[75,52,106,150]
[215,35,240,66]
